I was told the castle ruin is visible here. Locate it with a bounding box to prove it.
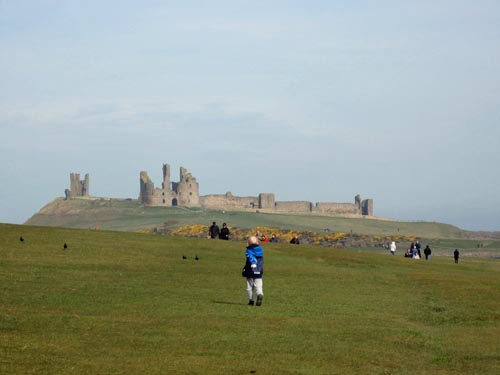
[139,164,200,206]
[138,163,373,216]
[64,164,373,216]
[65,173,89,199]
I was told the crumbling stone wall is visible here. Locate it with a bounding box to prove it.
[314,202,360,214]
[138,162,374,216]
[139,171,165,206]
[200,192,259,209]
[65,173,89,199]
[274,201,313,213]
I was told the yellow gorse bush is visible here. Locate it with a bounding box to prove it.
[171,224,209,237]
[167,225,420,248]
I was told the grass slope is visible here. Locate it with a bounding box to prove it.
[26,198,472,238]
[1,224,499,374]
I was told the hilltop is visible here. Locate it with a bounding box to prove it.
[26,197,464,236]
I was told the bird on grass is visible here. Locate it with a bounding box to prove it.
[182,255,187,260]
[195,255,199,261]
[19,236,24,242]
[63,243,68,249]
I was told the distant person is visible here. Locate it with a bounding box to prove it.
[269,233,278,243]
[208,222,220,239]
[454,249,460,264]
[389,241,396,256]
[410,243,416,258]
[290,236,300,244]
[424,245,432,261]
[416,241,422,258]
[260,234,269,243]
[219,223,230,240]
[242,236,264,306]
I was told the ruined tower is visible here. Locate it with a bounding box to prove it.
[65,173,89,199]
[361,199,373,216]
[258,193,275,209]
[138,164,199,207]
[355,194,361,210]
[173,167,200,206]
[139,171,155,205]
[162,164,170,190]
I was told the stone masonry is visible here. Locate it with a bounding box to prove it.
[139,164,200,207]
[138,163,374,216]
[64,164,373,216]
[65,173,89,199]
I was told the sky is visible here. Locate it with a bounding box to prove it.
[1,0,499,231]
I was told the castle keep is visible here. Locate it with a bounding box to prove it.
[139,164,200,207]
[137,163,373,216]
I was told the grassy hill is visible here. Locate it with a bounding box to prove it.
[23,197,500,259]
[1,223,499,374]
[26,197,478,238]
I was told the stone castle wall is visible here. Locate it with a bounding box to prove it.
[200,193,258,209]
[65,163,374,216]
[137,163,373,215]
[275,201,313,213]
[314,202,359,214]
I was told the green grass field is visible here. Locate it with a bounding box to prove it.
[1,223,499,374]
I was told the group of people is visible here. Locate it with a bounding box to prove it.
[209,222,301,245]
[401,241,432,260]
[208,222,230,240]
[255,231,272,243]
[255,231,283,243]
[403,241,425,259]
[256,230,300,244]
[391,240,460,263]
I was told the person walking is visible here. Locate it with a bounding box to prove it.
[208,222,220,239]
[454,249,460,264]
[424,245,432,261]
[242,236,264,306]
[389,241,397,256]
[219,223,230,240]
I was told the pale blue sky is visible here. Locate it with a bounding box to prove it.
[1,1,499,230]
